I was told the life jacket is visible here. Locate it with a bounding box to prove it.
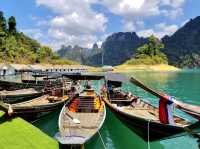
[159,95,174,125]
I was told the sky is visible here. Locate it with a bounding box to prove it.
[0,0,199,50]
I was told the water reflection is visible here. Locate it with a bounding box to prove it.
[32,71,200,149]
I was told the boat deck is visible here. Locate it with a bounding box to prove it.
[112,98,190,127]
[59,106,105,144]
[11,95,68,107]
[0,88,39,96]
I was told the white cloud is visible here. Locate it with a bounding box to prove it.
[35,0,107,49]
[123,21,136,32]
[100,0,185,19]
[136,21,145,29]
[162,8,183,19]
[100,0,185,33]
[137,23,178,38]
[123,20,145,32]
[31,0,186,49]
[101,0,160,18]
[47,34,98,50]
[137,29,155,38]
[21,28,44,40]
[161,0,185,8]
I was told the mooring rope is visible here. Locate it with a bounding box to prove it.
[98,130,106,149]
[184,126,200,149]
[147,119,151,149]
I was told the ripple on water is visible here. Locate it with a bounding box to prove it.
[33,71,200,149]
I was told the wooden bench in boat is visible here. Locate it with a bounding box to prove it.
[110,99,134,102]
[63,125,98,129]
[78,103,96,107]
[77,108,99,113]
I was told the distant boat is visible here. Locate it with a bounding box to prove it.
[0,88,43,104]
[102,73,200,141]
[102,65,114,72]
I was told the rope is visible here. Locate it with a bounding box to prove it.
[98,130,106,149]
[147,119,151,149]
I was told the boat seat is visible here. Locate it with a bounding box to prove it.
[79,100,94,103]
[63,125,98,129]
[77,108,98,113]
[77,105,95,107]
[79,97,94,99]
[79,102,94,105]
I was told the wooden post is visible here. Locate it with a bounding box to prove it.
[20,71,23,82]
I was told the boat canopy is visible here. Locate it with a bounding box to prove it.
[62,73,104,80]
[105,73,129,83]
[32,72,62,78]
[105,73,129,88]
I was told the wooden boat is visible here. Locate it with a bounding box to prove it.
[21,73,63,85]
[102,73,200,142]
[55,74,106,146]
[21,79,46,85]
[0,72,63,91]
[130,77,200,121]
[0,79,44,91]
[0,94,69,121]
[55,89,106,145]
[0,88,43,104]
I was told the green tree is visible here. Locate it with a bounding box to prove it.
[0,11,7,32]
[36,46,55,63]
[8,16,16,34]
[125,35,167,65]
[4,36,18,62]
[136,35,164,57]
[15,47,36,63]
[0,11,77,64]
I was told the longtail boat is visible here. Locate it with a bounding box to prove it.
[102,73,200,142]
[55,89,106,145]
[130,77,200,121]
[0,72,63,91]
[0,88,43,104]
[55,74,106,146]
[0,79,44,91]
[21,79,46,85]
[0,93,69,121]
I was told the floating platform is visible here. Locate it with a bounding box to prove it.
[0,111,59,149]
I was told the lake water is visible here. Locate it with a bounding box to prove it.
[33,70,200,149]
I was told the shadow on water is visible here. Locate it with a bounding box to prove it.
[86,109,164,149]
[32,71,200,149]
[33,110,60,137]
[32,108,164,149]
[0,113,14,124]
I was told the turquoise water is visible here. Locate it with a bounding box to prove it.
[33,70,200,149]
